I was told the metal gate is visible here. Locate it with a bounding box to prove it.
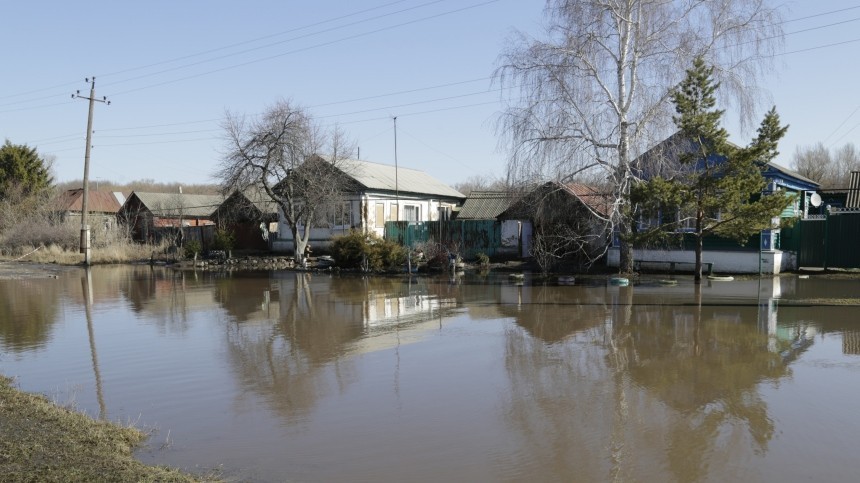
[788,212,860,268]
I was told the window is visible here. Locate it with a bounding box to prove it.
[326,202,352,228]
[404,205,420,222]
[375,203,385,228]
[389,204,398,222]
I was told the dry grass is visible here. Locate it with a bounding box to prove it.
[0,375,209,482]
[0,241,172,265]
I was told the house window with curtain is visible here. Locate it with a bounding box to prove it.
[375,203,385,228]
[404,205,420,222]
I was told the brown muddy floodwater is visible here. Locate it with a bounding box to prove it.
[1,266,860,482]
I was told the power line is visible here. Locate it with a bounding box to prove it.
[100,0,453,91]
[97,0,417,79]
[105,1,501,97]
[2,2,854,108]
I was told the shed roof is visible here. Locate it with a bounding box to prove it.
[456,191,512,219]
[129,192,224,218]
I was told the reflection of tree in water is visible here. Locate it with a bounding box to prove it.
[225,273,461,423]
[213,272,275,322]
[498,284,609,343]
[0,279,60,352]
[611,293,789,481]
[116,267,212,334]
[500,323,618,480]
[500,286,794,481]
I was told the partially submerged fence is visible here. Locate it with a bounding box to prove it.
[384,220,503,260]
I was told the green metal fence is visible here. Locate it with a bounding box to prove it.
[781,212,860,268]
[384,220,502,260]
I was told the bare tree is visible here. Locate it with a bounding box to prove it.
[832,143,860,187]
[791,142,860,188]
[453,174,508,196]
[791,143,831,186]
[496,0,784,273]
[218,99,356,265]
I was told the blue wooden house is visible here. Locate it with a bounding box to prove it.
[608,132,820,274]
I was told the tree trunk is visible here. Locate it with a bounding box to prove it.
[694,211,704,284]
[292,225,307,267]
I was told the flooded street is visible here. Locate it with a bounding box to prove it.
[2,266,860,482]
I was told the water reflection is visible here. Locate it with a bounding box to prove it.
[223,273,461,424]
[0,278,61,352]
[2,268,860,481]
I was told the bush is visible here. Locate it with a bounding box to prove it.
[475,252,490,266]
[184,240,201,259]
[212,227,235,251]
[330,230,406,271]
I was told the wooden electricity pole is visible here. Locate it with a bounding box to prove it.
[72,77,110,265]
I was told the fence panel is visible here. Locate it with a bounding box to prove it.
[826,212,860,268]
[385,220,502,260]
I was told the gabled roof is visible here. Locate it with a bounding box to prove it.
[56,189,122,213]
[338,159,465,199]
[498,181,611,219]
[126,192,224,218]
[214,187,279,220]
[636,131,819,191]
[456,191,512,220]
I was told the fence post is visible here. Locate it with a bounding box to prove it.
[823,207,829,271]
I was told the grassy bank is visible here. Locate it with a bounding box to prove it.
[0,376,205,482]
[0,241,172,265]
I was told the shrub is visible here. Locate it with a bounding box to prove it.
[330,230,406,271]
[184,240,201,259]
[212,227,235,251]
[476,252,490,266]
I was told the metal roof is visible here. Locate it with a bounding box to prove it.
[56,189,122,213]
[456,191,512,219]
[847,171,860,208]
[129,192,224,218]
[340,159,465,199]
[562,183,612,217]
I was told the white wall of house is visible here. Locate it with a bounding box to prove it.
[607,247,793,274]
[272,192,459,253]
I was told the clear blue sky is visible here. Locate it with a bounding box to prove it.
[2,0,859,188]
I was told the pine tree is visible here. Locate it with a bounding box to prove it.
[0,140,53,200]
[635,58,791,283]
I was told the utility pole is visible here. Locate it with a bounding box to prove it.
[72,77,110,266]
[393,116,399,221]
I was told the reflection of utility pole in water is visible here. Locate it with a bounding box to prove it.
[81,268,106,420]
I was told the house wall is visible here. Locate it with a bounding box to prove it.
[606,247,792,274]
[272,192,460,253]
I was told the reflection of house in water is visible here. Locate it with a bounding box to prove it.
[273,273,460,358]
[363,287,455,328]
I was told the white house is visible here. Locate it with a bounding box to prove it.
[271,159,465,252]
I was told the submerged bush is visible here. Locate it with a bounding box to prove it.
[330,230,406,271]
